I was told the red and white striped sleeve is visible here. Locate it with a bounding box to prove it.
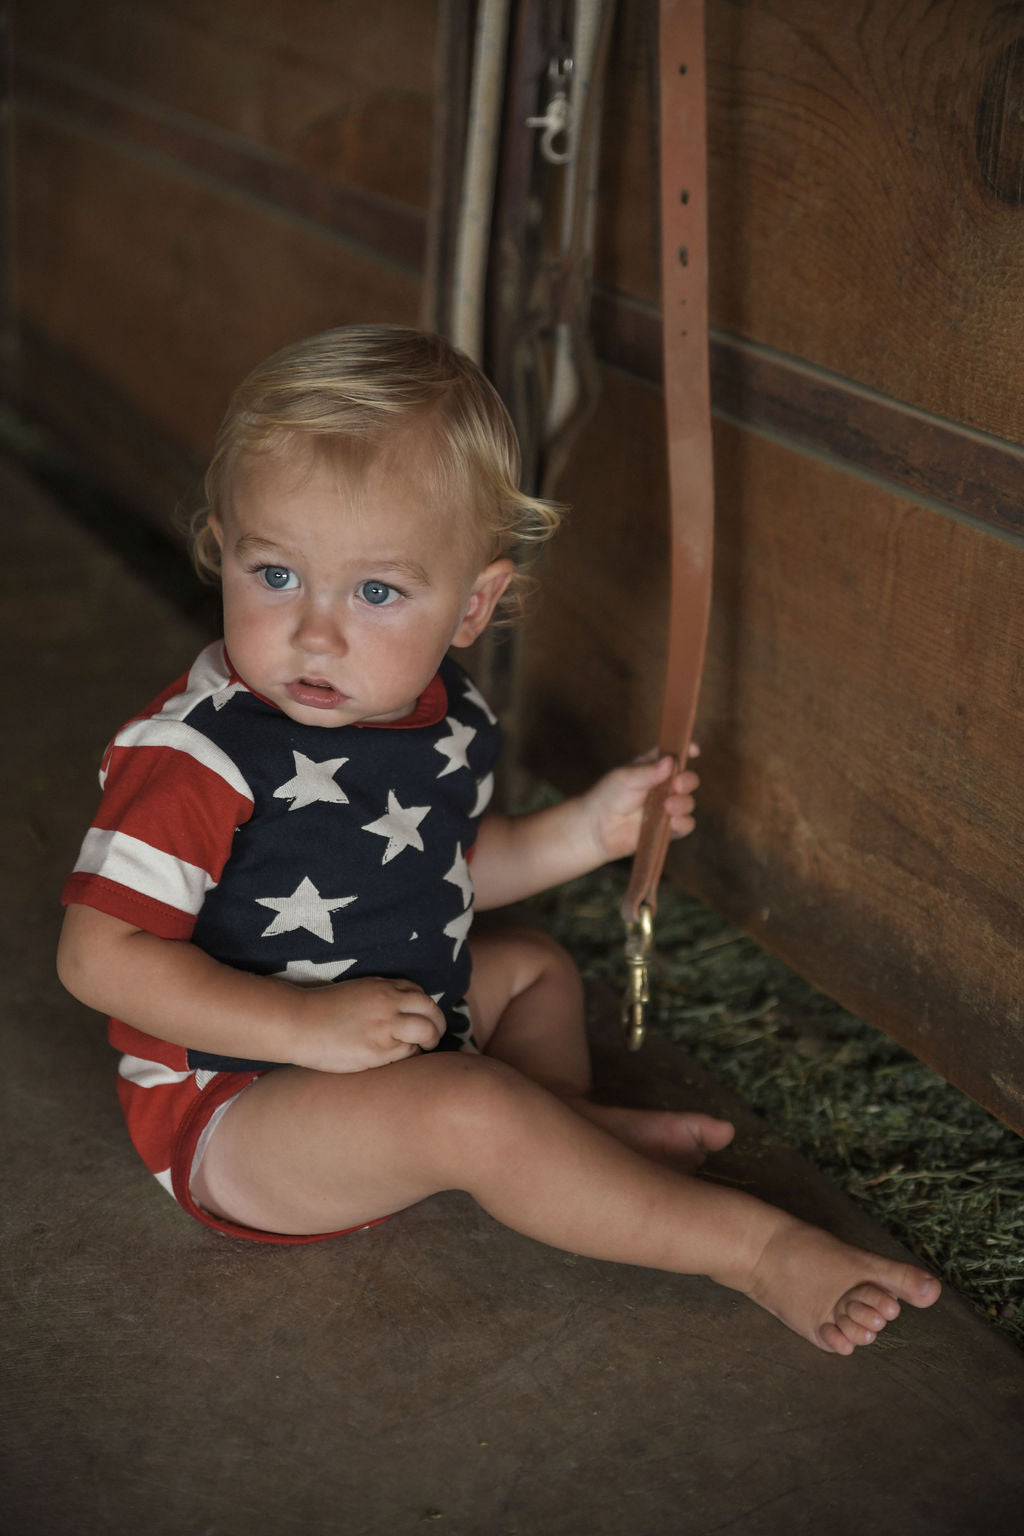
[61,715,254,940]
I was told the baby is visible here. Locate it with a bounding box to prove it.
[58,323,940,1354]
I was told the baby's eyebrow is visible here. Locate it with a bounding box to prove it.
[368,557,431,586]
[236,533,288,558]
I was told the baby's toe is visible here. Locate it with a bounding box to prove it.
[829,1283,906,1349]
[848,1283,901,1325]
[818,1320,857,1355]
[830,1309,882,1350]
[845,1298,888,1335]
[699,1116,736,1153]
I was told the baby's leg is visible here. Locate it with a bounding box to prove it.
[191,1051,939,1353]
[468,926,734,1167]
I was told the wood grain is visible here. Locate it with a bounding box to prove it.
[15,113,421,461]
[592,0,1024,446]
[521,372,1024,1132]
[14,52,428,270]
[13,0,439,210]
[591,293,1024,544]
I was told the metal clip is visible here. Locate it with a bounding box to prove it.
[622,902,654,1052]
[526,58,574,164]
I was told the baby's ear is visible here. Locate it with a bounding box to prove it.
[451,558,515,647]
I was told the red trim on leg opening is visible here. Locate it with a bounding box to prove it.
[169,1073,394,1245]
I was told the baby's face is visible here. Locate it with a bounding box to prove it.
[210,444,511,728]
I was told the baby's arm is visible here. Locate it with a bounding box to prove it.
[57,904,444,1072]
[471,752,699,911]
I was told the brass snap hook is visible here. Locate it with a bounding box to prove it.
[621,902,653,1051]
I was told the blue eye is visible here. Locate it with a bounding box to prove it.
[358,580,398,607]
[260,566,298,590]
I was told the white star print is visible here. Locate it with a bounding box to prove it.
[433,716,476,778]
[444,844,473,910]
[470,772,494,817]
[443,904,474,960]
[272,751,350,812]
[463,676,497,725]
[255,876,356,942]
[362,791,430,864]
[273,957,357,986]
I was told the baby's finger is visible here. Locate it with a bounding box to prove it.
[632,745,662,766]
[383,1039,425,1063]
[635,743,699,767]
[669,766,700,795]
[393,1010,444,1050]
[390,977,435,998]
[630,752,680,785]
[663,783,698,836]
[388,979,444,1018]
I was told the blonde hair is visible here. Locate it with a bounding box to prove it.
[190,324,562,620]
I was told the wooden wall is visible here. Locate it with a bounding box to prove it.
[6,1,1023,1130]
[520,0,1024,1132]
[8,0,434,517]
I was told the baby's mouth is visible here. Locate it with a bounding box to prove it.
[286,678,346,710]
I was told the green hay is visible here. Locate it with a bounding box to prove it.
[524,863,1024,1351]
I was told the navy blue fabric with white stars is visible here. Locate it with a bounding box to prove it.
[187,654,501,1070]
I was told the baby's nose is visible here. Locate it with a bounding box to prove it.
[295,603,347,654]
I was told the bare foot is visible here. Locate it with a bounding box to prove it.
[569,1100,735,1169]
[740,1216,941,1354]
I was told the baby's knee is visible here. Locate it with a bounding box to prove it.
[426,1053,541,1156]
[467,924,585,1054]
[522,926,576,971]
[502,925,581,994]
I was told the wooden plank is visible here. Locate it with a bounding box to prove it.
[17,324,204,540]
[14,114,422,465]
[520,370,1024,1132]
[590,295,1024,544]
[12,0,440,211]
[590,0,1024,447]
[14,53,428,270]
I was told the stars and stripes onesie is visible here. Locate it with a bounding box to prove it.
[61,641,502,1243]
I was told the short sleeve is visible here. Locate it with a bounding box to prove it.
[61,716,254,939]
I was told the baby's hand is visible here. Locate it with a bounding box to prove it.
[583,747,700,864]
[294,975,445,1073]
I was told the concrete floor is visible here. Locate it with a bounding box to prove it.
[3,454,1023,1535]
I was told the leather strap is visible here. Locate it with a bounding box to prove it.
[621,0,714,1038]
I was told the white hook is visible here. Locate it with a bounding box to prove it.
[526,92,572,164]
[526,58,574,165]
